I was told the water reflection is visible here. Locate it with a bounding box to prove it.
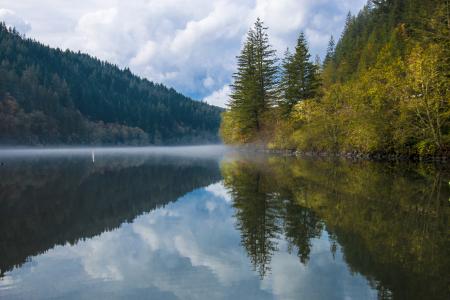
[222,154,449,300]
[0,150,448,299]
[0,152,222,278]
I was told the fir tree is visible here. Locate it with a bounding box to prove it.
[278,48,295,109]
[228,18,278,142]
[221,0,449,157]
[279,32,320,114]
[323,35,335,67]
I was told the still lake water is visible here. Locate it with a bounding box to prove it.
[0,146,448,299]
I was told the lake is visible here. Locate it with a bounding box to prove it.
[0,146,448,299]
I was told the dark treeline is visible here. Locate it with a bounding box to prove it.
[0,24,222,145]
[221,155,449,299]
[0,155,221,276]
[221,0,449,157]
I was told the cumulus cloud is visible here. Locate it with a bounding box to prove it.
[203,85,231,108]
[204,181,232,201]
[0,0,367,105]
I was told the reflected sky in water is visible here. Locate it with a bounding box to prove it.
[0,148,448,299]
[0,181,375,300]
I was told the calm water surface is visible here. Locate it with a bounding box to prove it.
[0,146,448,299]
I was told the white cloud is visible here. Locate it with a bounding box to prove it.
[203,85,231,108]
[130,40,157,66]
[73,7,120,62]
[204,181,232,202]
[254,0,308,35]
[203,76,215,89]
[0,0,367,104]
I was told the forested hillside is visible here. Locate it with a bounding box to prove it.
[221,0,449,157]
[0,24,222,145]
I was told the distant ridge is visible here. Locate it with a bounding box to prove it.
[0,24,223,145]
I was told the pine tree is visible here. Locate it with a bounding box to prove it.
[228,18,278,142]
[278,48,295,109]
[323,35,335,67]
[279,32,320,114]
[343,11,353,36]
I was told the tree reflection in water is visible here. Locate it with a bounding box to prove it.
[0,154,221,277]
[221,154,449,300]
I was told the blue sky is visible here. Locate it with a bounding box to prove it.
[0,0,367,107]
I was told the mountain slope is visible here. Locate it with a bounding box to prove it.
[221,0,449,157]
[0,24,222,145]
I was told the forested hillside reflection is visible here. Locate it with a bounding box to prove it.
[0,155,221,277]
[221,155,449,300]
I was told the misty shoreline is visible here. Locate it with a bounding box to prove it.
[0,145,228,158]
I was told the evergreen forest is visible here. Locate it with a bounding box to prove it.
[221,0,449,157]
[0,24,223,145]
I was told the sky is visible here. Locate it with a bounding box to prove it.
[0,0,367,107]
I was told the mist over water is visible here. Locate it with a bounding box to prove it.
[0,145,230,159]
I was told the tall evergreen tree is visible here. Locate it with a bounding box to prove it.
[221,0,449,156]
[279,32,320,114]
[278,48,295,108]
[323,35,335,67]
[228,18,278,142]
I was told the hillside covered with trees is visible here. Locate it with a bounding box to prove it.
[0,24,222,145]
[221,0,449,158]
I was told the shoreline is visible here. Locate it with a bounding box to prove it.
[236,146,449,163]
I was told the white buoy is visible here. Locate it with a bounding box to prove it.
[92,150,95,163]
